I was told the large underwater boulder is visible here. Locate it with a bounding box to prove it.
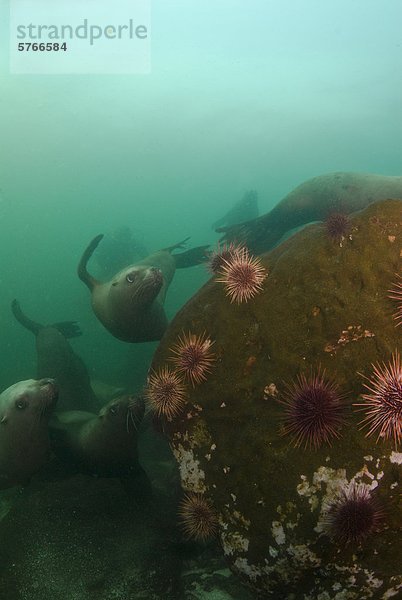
[149,199,402,599]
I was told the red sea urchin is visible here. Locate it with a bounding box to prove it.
[178,493,218,542]
[388,274,402,326]
[325,212,349,241]
[323,483,384,545]
[170,331,215,387]
[279,369,345,449]
[355,351,402,447]
[145,366,187,420]
[216,246,267,303]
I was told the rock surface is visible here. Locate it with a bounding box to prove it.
[151,199,402,599]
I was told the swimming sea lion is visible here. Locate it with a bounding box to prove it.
[0,378,58,490]
[11,300,99,413]
[217,172,402,253]
[49,395,151,502]
[78,235,209,343]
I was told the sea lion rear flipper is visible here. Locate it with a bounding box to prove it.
[12,299,82,339]
[11,299,42,336]
[217,217,263,249]
[174,245,210,268]
[77,234,104,291]
[51,321,82,339]
[162,237,191,253]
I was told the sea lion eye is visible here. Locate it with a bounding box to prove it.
[109,406,118,416]
[126,273,135,284]
[15,398,28,410]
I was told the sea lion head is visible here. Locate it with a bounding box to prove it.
[0,378,58,425]
[98,394,145,434]
[110,265,164,309]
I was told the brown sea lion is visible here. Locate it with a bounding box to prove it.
[78,235,209,343]
[11,300,99,413]
[218,172,402,253]
[0,378,58,490]
[49,395,151,503]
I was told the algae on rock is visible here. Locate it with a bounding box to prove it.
[151,199,402,599]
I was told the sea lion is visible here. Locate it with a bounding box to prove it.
[217,172,402,254]
[49,395,151,503]
[78,235,209,343]
[11,300,99,413]
[212,189,259,230]
[0,378,58,490]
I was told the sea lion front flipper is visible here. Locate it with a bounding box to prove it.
[11,299,42,336]
[77,234,104,291]
[51,321,82,339]
[173,245,210,268]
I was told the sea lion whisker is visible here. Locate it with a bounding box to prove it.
[130,411,139,431]
[144,405,153,417]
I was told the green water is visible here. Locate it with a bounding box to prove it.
[0,1,401,598]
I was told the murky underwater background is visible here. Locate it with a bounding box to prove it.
[0,0,401,598]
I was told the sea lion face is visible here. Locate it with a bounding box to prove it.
[0,378,58,425]
[110,265,164,308]
[98,395,144,434]
[0,378,58,489]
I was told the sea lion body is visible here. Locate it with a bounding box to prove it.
[90,249,174,342]
[78,235,209,343]
[0,378,58,490]
[219,172,402,253]
[50,395,151,501]
[11,300,98,412]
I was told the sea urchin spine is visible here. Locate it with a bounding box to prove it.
[323,483,384,545]
[325,212,349,241]
[355,351,402,447]
[216,246,267,303]
[279,369,345,449]
[145,366,187,421]
[208,242,245,274]
[178,493,218,542]
[170,331,215,386]
[388,274,402,327]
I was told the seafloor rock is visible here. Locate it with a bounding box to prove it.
[150,199,402,599]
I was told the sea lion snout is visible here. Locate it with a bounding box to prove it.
[38,378,59,407]
[146,267,163,287]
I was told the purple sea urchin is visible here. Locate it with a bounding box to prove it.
[216,246,267,303]
[145,367,187,420]
[355,351,402,446]
[323,483,384,545]
[325,212,349,240]
[208,242,244,274]
[170,331,215,387]
[279,369,345,449]
[388,274,402,326]
[178,493,218,542]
